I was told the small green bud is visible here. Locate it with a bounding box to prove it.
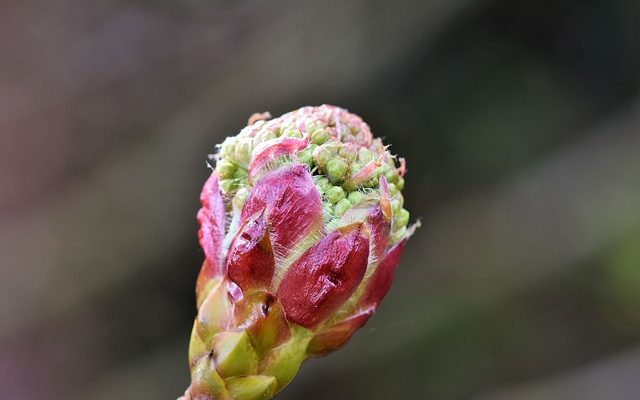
[388,183,398,196]
[306,144,318,162]
[327,157,348,184]
[255,130,277,145]
[220,179,237,193]
[395,208,410,228]
[283,128,303,138]
[347,191,365,205]
[338,146,357,162]
[235,139,252,166]
[358,148,374,163]
[234,168,248,179]
[315,176,331,192]
[322,202,334,220]
[220,137,237,158]
[297,148,313,166]
[334,198,352,217]
[362,176,377,188]
[313,146,334,168]
[390,198,401,215]
[396,177,405,191]
[217,160,236,179]
[349,163,364,181]
[310,128,330,145]
[326,185,345,204]
[384,167,399,184]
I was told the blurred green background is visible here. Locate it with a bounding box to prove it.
[2,0,640,399]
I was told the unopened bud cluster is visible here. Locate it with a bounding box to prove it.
[181,105,416,400]
[214,106,410,246]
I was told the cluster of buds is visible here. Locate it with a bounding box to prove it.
[181,105,417,400]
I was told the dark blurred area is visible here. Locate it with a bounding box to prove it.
[2,0,640,399]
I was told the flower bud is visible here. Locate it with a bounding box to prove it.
[183,105,417,400]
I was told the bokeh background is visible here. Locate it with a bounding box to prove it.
[2,0,640,399]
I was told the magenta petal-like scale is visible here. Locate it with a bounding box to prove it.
[241,164,323,259]
[278,224,370,328]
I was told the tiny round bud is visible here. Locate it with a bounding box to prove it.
[395,208,410,228]
[388,183,398,196]
[234,139,252,166]
[217,160,236,179]
[255,129,277,145]
[347,191,365,205]
[313,146,334,168]
[326,185,345,204]
[383,167,399,184]
[219,179,237,193]
[334,198,352,217]
[220,137,238,159]
[338,124,351,140]
[396,177,405,191]
[338,145,357,162]
[315,176,331,192]
[283,128,303,138]
[297,148,313,167]
[310,128,330,145]
[327,157,349,184]
[391,198,402,215]
[271,126,282,137]
[357,148,374,163]
[362,176,377,188]
[233,168,248,180]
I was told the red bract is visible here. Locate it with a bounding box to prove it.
[197,173,225,268]
[195,173,225,300]
[248,135,309,183]
[241,164,323,259]
[306,306,374,356]
[360,240,406,308]
[227,210,275,291]
[366,204,392,263]
[277,223,370,328]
